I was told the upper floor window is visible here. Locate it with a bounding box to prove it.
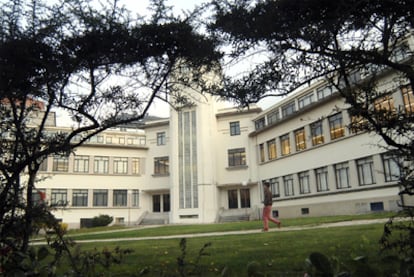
[335,162,350,189]
[298,171,311,194]
[113,190,127,206]
[281,101,296,118]
[298,93,314,109]
[72,189,88,207]
[267,110,280,125]
[39,157,48,172]
[74,155,89,173]
[94,156,109,174]
[269,177,280,197]
[280,134,291,156]
[283,175,294,196]
[356,156,375,186]
[317,86,333,100]
[374,95,396,121]
[382,153,400,182]
[93,189,108,206]
[294,128,306,151]
[255,117,265,130]
[228,148,246,167]
[259,143,265,163]
[402,85,414,114]
[53,155,69,172]
[328,113,345,140]
[315,166,329,192]
[131,158,141,175]
[267,139,277,160]
[310,120,324,146]
[154,156,169,175]
[113,157,128,174]
[51,189,67,206]
[349,113,368,134]
[229,121,241,136]
[157,132,166,145]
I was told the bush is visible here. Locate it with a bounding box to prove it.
[91,214,113,227]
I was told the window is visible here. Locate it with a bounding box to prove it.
[51,189,67,206]
[93,189,108,206]
[328,113,345,140]
[311,120,324,146]
[114,157,128,174]
[39,158,48,172]
[259,143,265,163]
[295,128,306,151]
[53,155,69,172]
[132,189,140,207]
[33,189,46,205]
[317,86,333,100]
[267,139,277,160]
[370,202,384,211]
[113,190,127,206]
[154,156,169,174]
[255,117,265,130]
[228,148,246,167]
[229,121,240,136]
[106,136,112,144]
[72,189,88,207]
[119,137,125,144]
[157,132,166,145]
[74,155,89,173]
[132,158,141,175]
[301,208,310,215]
[267,110,280,125]
[240,189,251,208]
[281,101,296,118]
[357,157,376,185]
[283,175,294,196]
[298,93,314,109]
[298,171,311,194]
[349,114,368,133]
[94,156,109,174]
[280,134,290,156]
[315,167,329,192]
[269,178,280,197]
[335,162,350,189]
[228,189,238,209]
[402,85,414,114]
[374,95,396,122]
[382,153,400,182]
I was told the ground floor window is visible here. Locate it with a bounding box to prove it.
[153,194,170,212]
[93,189,108,206]
[72,189,88,207]
[113,190,127,206]
[228,188,251,209]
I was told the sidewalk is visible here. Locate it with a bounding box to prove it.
[30,218,390,245]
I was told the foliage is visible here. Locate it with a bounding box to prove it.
[211,0,414,270]
[91,214,113,227]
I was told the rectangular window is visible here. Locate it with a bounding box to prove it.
[317,86,333,100]
[280,134,290,156]
[315,167,329,192]
[240,188,251,208]
[267,110,280,125]
[294,128,306,151]
[229,121,241,136]
[154,156,169,174]
[259,143,265,163]
[298,171,311,194]
[281,101,296,118]
[374,95,395,112]
[228,148,246,167]
[402,85,414,114]
[157,132,166,145]
[328,113,345,140]
[39,157,48,172]
[72,189,88,207]
[335,162,350,189]
[255,117,265,130]
[269,178,280,197]
[114,157,128,174]
[74,155,89,173]
[311,120,324,146]
[131,158,140,175]
[283,175,294,196]
[52,155,69,172]
[132,189,140,207]
[51,189,67,206]
[370,202,384,211]
[298,93,314,109]
[357,157,376,185]
[267,139,277,160]
[382,153,400,182]
[93,189,108,206]
[113,190,127,206]
[94,156,109,174]
[349,114,368,133]
[228,189,238,209]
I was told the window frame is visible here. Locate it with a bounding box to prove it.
[356,157,376,186]
[267,139,277,160]
[315,166,329,192]
[154,156,169,175]
[229,121,241,136]
[294,128,306,151]
[310,120,324,146]
[228,148,246,167]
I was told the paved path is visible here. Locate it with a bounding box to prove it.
[30,218,390,245]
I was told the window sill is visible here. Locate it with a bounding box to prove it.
[226,165,248,171]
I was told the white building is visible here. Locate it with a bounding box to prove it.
[35,66,414,229]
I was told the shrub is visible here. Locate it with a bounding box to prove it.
[91,214,113,227]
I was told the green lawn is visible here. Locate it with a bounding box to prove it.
[47,213,401,276]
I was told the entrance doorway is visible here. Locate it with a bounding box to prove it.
[153,193,170,212]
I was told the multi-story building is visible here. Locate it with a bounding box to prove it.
[35,63,414,229]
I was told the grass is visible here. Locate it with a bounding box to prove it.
[44,212,400,276]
